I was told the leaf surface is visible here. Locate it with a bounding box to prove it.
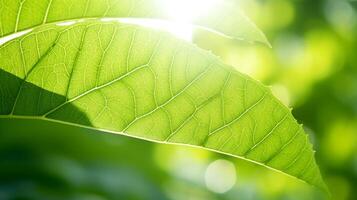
[0,21,325,190]
[0,0,269,45]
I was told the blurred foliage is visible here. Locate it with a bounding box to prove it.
[1,0,356,199]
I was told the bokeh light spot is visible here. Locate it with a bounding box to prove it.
[204,159,236,193]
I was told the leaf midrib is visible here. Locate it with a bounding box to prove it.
[0,16,212,41]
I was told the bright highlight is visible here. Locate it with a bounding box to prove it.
[164,0,220,23]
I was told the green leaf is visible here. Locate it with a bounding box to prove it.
[0,20,325,191]
[0,0,269,45]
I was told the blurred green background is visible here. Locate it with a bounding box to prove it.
[1,0,356,199]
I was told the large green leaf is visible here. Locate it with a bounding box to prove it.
[0,0,269,45]
[0,20,326,191]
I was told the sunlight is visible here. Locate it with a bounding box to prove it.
[163,0,220,23]
[116,0,220,41]
[162,0,219,40]
[124,0,219,41]
[119,18,193,41]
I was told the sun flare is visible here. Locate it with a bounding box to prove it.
[120,0,220,41]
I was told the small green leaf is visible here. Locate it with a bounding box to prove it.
[0,21,325,191]
[0,0,269,45]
